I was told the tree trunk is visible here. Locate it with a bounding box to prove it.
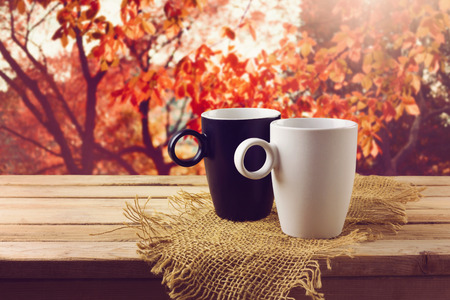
[139,100,175,175]
[75,29,106,174]
[80,80,98,174]
[381,91,426,175]
[378,128,395,175]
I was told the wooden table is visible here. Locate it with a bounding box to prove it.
[0,175,449,300]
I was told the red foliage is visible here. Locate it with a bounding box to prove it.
[1,0,449,175]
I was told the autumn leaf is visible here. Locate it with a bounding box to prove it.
[382,101,396,122]
[176,84,186,98]
[163,20,181,39]
[352,73,364,83]
[17,0,26,14]
[141,20,156,35]
[410,74,421,94]
[361,75,372,91]
[221,26,235,40]
[60,34,69,47]
[298,32,316,58]
[362,53,372,74]
[405,103,420,115]
[356,101,367,111]
[186,83,196,101]
[3,0,449,177]
[361,136,372,157]
[370,139,380,157]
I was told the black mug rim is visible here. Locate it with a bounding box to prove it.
[201,108,281,121]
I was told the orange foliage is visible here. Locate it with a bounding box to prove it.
[1,0,449,175]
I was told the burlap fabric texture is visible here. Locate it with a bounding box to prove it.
[125,174,423,300]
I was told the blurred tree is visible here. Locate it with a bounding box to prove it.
[296,0,450,174]
[0,0,449,175]
[0,0,207,174]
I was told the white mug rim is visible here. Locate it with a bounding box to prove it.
[201,108,281,120]
[271,118,357,131]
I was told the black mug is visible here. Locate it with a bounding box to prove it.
[168,108,281,221]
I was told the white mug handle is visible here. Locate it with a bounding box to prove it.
[234,138,277,180]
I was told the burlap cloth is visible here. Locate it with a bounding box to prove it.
[124,174,423,300]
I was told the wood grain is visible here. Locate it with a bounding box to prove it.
[1,223,450,242]
[0,184,208,198]
[0,175,449,299]
[0,175,208,186]
[0,196,447,224]
[0,198,173,224]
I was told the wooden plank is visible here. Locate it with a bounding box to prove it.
[0,278,170,300]
[0,197,191,224]
[0,241,141,260]
[0,260,154,279]
[377,223,450,240]
[0,197,447,225]
[393,176,450,186]
[418,185,450,197]
[0,194,445,211]
[1,196,447,225]
[3,175,448,187]
[0,180,445,198]
[405,198,450,223]
[291,276,450,300]
[3,239,450,261]
[349,239,450,258]
[0,225,139,242]
[0,197,180,208]
[1,276,450,300]
[322,251,450,277]
[0,176,448,286]
[2,223,450,242]
[0,207,448,226]
[406,197,450,210]
[0,206,153,224]
[1,240,450,276]
[343,223,450,241]
[0,175,208,186]
[0,185,209,198]
[407,210,450,223]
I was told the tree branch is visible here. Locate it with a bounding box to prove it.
[391,90,426,173]
[0,70,45,124]
[165,96,192,142]
[119,145,148,155]
[34,163,65,175]
[29,3,60,33]
[0,41,79,173]
[74,27,92,80]
[139,99,155,153]
[424,105,450,122]
[94,143,139,175]
[8,11,84,137]
[162,25,187,69]
[235,0,253,31]
[0,125,61,157]
[126,36,154,72]
[73,27,107,174]
[139,99,175,174]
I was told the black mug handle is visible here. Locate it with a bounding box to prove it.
[168,129,207,167]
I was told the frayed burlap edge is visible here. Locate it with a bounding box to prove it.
[124,174,423,300]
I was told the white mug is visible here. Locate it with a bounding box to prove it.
[234,118,358,239]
